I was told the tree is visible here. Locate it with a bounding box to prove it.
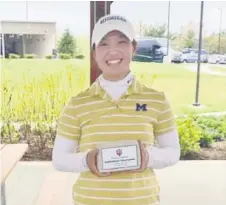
[170,21,205,50]
[204,33,226,54]
[179,22,198,49]
[58,29,76,56]
[183,29,196,48]
[143,23,167,38]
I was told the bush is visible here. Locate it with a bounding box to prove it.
[59,53,71,60]
[1,122,20,144]
[196,115,226,146]
[176,116,202,156]
[176,115,226,154]
[24,54,36,59]
[9,53,20,59]
[198,126,215,147]
[45,55,54,59]
[75,54,85,59]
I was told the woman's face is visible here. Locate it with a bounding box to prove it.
[94,30,136,81]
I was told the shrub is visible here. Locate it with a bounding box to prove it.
[176,116,202,156]
[45,55,54,59]
[59,53,71,59]
[75,54,85,59]
[9,53,20,59]
[198,125,215,147]
[24,54,36,59]
[1,122,20,144]
[196,115,226,145]
[176,115,226,153]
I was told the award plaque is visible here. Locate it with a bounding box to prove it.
[97,140,141,173]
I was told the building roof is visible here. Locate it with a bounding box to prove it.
[0,20,56,34]
[1,20,56,25]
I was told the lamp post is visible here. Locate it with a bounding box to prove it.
[193,1,204,107]
[1,32,5,59]
[166,1,171,56]
[218,8,223,54]
[26,0,28,20]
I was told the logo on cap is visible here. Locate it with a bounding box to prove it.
[100,15,127,24]
[116,149,122,156]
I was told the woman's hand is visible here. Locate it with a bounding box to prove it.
[127,140,149,173]
[86,149,111,177]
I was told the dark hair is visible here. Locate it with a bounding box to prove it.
[132,40,137,46]
[92,43,96,50]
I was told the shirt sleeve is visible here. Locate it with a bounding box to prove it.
[56,98,81,141]
[53,98,90,173]
[154,93,176,137]
[147,129,181,169]
[52,135,89,172]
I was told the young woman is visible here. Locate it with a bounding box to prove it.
[52,14,180,205]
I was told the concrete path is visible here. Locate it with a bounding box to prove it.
[186,64,226,76]
[1,161,226,205]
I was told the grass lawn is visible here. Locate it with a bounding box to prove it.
[130,62,226,115]
[1,59,226,115]
[209,65,226,73]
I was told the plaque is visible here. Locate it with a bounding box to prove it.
[97,140,141,173]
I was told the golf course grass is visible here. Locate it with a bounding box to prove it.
[1,59,226,115]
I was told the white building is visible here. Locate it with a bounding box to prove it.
[0,20,56,58]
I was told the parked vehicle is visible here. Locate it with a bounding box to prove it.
[171,49,182,63]
[219,55,226,64]
[208,54,222,64]
[209,54,226,64]
[180,48,209,63]
[133,37,164,63]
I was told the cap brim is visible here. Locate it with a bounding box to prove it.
[92,23,134,46]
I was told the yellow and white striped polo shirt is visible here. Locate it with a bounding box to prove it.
[57,76,175,205]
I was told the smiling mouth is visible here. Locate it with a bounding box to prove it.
[106,59,123,65]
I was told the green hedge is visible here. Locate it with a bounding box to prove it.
[58,53,71,59]
[176,115,226,157]
[196,115,226,143]
[9,53,20,59]
[45,55,55,59]
[75,54,85,59]
[24,54,36,59]
[176,116,202,156]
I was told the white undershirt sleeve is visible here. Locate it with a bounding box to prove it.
[52,130,180,172]
[147,129,181,169]
[52,135,89,172]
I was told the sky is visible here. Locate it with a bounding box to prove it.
[0,1,226,37]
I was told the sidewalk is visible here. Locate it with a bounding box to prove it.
[2,161,226,205]
[186,64,226,76]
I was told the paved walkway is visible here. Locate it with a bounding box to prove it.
[1,161,226,205]
[186,64,226,76]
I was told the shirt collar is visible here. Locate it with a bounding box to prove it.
[98,72,133,87]
[88,74,143,99]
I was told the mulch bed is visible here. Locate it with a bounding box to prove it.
[181,141,226,160]
[21,141,226,161]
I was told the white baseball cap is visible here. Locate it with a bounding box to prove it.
[91,14,136,47]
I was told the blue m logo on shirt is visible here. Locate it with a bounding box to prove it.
[136,103,147,111]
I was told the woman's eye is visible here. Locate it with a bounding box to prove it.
[99,42,108,46]
[119,40,127,44]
